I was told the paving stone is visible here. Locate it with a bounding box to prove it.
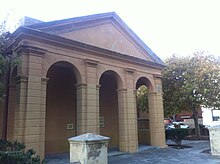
[45,140,220,164]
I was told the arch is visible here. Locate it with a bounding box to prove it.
[44,57,83,84]
[98,70,124,89]
[46,61,82,83]
[136,77,154,92]
[99,70,121,149]
[45,61,78,155]
[136,76,153,147]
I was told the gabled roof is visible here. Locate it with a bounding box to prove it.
[25,12,164,66]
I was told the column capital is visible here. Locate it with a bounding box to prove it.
[41,77,49,84]
[14,41,47,57]
[148,92,157,95]
[15,75,28,84]
[154,73,163,79]
[117,88,127,93]
[96,84,101,89]
[75,83,87,88]
[125,68,136,74]
[84,59,99,67]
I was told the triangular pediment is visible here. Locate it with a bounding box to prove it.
[26,12,163,64]
[59,22,151,60]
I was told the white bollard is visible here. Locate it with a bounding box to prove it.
[68,133,110,164]
[209,125,220,156]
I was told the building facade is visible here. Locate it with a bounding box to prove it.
[0,12,166,158]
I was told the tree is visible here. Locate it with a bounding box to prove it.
[0,17,13,140]
[136,85,148,116]
[162,51,220,137]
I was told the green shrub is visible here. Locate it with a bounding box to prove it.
[166,128,188,146]
[0,139,41,164]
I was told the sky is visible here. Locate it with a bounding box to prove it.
[1,0,220,60]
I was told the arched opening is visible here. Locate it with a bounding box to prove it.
[7,66,17,140]
[136,77,153,146]
[99,70,120,150]
[45,62,78,155]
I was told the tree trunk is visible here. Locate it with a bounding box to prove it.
[192,105,201,138]
[173,114,176,122]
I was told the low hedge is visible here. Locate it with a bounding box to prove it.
[0,139,41,164]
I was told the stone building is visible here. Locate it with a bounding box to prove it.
[0,12,166,158]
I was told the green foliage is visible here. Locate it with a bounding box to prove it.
[137,85,148,113]
[0,55,11,101]
[165,128,188,146]
[0,139,41,164]
[0,17,11,101]
[162,51,220,137]
[163,51,220,115]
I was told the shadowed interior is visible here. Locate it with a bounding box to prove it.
[45,63,77,155]
[99,73,119,149]
[136,77,152,146]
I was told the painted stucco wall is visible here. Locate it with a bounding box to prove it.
[59,23,150,61]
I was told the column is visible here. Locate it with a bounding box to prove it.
[13,44,47,158]
[76,83,87,134]
[13,76,28,143]
[148,90,166,147]
[76,82,100,135]
[117,88,129,151]
[86,83,99,133]
[23,55,45,157]
[75,59,100,135]
[125,88,138,152]
[85,59,99,133]
[121,68,138,153]
[39,77,48,158]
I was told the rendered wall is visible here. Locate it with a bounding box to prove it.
[59,23,149,60]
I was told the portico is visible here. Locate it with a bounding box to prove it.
[1,12,166,158]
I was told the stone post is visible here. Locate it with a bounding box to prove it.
[68,133,110,164]
[209,125,220,156]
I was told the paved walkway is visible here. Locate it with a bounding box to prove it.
[45,140,220,164]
